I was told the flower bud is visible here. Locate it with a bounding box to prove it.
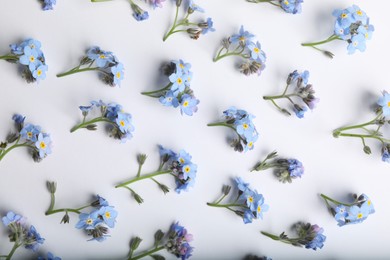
[130,236,143,251]
[46,181,57,193]
[137,154,147,165]
[61,212,70,224]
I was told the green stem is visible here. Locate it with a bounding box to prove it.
[115,170,172,188]
[46,204,90,216]
[334,114,382,133]
[206,202,245,208]
[338,133,389,144]
[263,93,297,100]
[70,116,116,133]
[128,246,165,260]
[5,242,19,260]
[260,231,281,241]
[207,122,245,142]
[320,194,354,207]
[141,83,173,96]
[57,67,100,78]
[0,55,18,61]
[0,143,35,162]
[215,194,228,204]
[213,48,245,62]
[47,192,56,213]
[163,5,180,42]
[301,34,341,47]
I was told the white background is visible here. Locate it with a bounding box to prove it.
[0,0,390,259]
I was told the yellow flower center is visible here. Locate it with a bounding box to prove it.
[357,10,363,16]
[27,132,33,138]
[257,206,261,213]
[179,64,184,69]
[29,56,35,62]
[37,70,42,76]
[105,212,111,218]
[239,36,245,42]
[177,78,183,84]
[284,0,289,5]
[120,120,125,127]
[248,142,253,148]
[30,44,35,49]
[357,213,363,219]
[184,166,190,173]
[86,218,93,225]
[248,196,253,203]
[183,101,189,107]
[40,141,46,149]
[341,13,348,19]
[367,200,372,205]
[253,47,259,53]
[365,33,369,39]
[243,123,249,130]
[180,158,185,164]
[353,41,358,47]
[99,54,105,59]
[116,72,121,79]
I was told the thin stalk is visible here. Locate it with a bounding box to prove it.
[320,194,354,207]
[334,114,381,133]
[338,133,388,144]
[57,67,100,78]
[141,83,173,96]
[115,170,171,188]
[207,122,245,142]
[206,202,245,208]
[301,35,341,47]
[263,93,297,100]
[46,204,91,216]
[128,246,165,260]
[213,48,245,62]
[5,242,20,260]
[0,55,18,61]
[163,5,180,41]
[70,116,116,133]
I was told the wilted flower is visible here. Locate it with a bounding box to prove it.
[45,181,117,242]
[302,5,374,58]
[0,114,52,162]
[70,100,135,143]
[57,46,124,87]
[333,90,390,162]
[207,177,269,224]
[252,151,304,183]
[263,70,318,118]
[247,0,303,14]
[320,193,375,226]
[163,0,215,41]
[214,26,266,76]
[208,107,259,153]
[0,38,47,83]
[116,145,197,203]
[128,222,193,260]
[261,222,326,250]
[141,59,199,116]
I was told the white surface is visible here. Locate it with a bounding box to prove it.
[0,0,390,259]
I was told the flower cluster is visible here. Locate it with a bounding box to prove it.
[252,151,304,183]
[333,91,390,162]
[1,211,45,259]
[163,0,215,41]
[38,252,62,260]
[208,107,259,152]
[70,100,134,142]
[261,222,326,250]
[57,46,124,87]
[116,145,197,203]
[321,193,375,227]
[247,0,303,14]
[207,177,269,224]
[128,222,193,260]
[214,25,266,76]
[39,0,56,10]
[141,59,199,116]
[45,182,118,242]
[0,38,47,83]
[0,114,52,163]
[263,70,319,118]
[302,5,374,58]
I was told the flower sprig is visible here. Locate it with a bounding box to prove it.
[261,222,326,250]
[302,5,374,58]
[320,193,375,226]
[207,177,269,224]
[39,0,56,10]
[128,222,193,260]
[45,181,118,242]
[116,145,197,203]
[214,25,266,76]
[70,100,135,142]
[333,91,390,162]
[246,0,303,14]
[141,59,199,116]
[0,114,52,163]
[1,211,45,260]
[163,0,215,41]
[251,151,304,183]
[263,70,318,118]
[57,46,124,87]
[208,107,259,152]
[0,38,47,83]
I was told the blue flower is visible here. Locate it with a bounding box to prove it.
[132,4,149,21]
[230,25,255,46]
[35,133,52,158]
[12,114,25,124]
[293,104,307,119]
[25,38,42,52]
[87,46,101,61]
[254,198,269,220]
[359,194,375,214]
[173,59,191,74]
[38,252,61,260]
[75,211,101,230]
[179,95,199,116]
[33,64,48,80]
[349,5,367,24]
[243,133,258,152]
[243,209,253,224]
[244,189,263,211]
[346,204,369,224]
[25,225,45,252]
[99,206,118,228]
[42,0,56,10]
[2,211,22,226]
[115,112,134,134]
[235,177,250,193]
[382,145,390,163]
[159,91,180,107]
[111,63,124,86]
[20,123,41,142]
[236,118,255,137]
[279,0,303,14]
[334,22,350,40]
[357,24,374,40]
[334,205,348,226]
[168,222,194,259]
[347,34,366,54]
[182,163,197,179]
[169,71,186,92]
[176,150,192,165]
[95,195,109,207]
[19,46,40,71]
[105,103,122,120]
[158,145,176,159]
[248,41,266,63]
[201,18,215,35]
[287,159,304,178]
[95,51,112,68]
[188,0,204,13]
[377,91,390,116]
[79,105,94,113]
[333,8,355,29]
[305,225,326,250]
